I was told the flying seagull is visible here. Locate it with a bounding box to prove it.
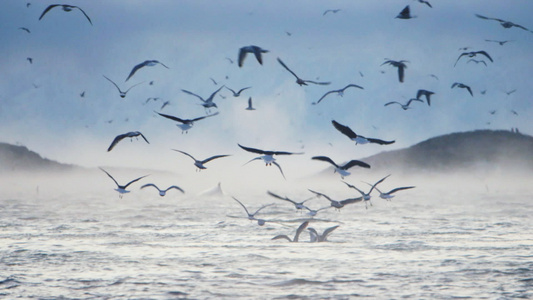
[372,186,415,201]
[313,84,364,105]
[238,45,269,67]
[277,57,331,86]
[467,59,487,66]
[172,149,230,171]
[475,14,532,32]
[416,89,435,106]
[18,27,31,33]
[381,59,409,83]
[485,39,512,46]
[267,191,313,211]
[396,5,416,19]
[103,75,143,98]
[332,120,395,145]
[451,82,474,97]
[311,156,370,179]
[155,111,219,134]
[323,9,341,16]
[27,57,33,64]
[181,86,224,113]
[384,98,423,110]
[125,60,169,81]
[224,86,251,97]
[100,168,148,198]
[308,225,340,242]
[454,51,493,67]
[415,0,432,8]
[342,175,390,209]
[232,197,273,226]
[39,4,92,25]
[308,189,362,210]
[303,205,332,217]
[505,89,517,96]
[272,221,309,242]
[238,144,303,179]
[107,131,149,152]
[140,183,184,196]
[245,97,256,111]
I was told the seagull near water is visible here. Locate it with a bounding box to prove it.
[384,98,423,110]
[155,111,219,134]
[181,86,224,113]
[140,183,184,196]
[311,156,370,179]
[272,221,309,242]
[342,175,391,209]
[238,45,269,67]
[313,84,364,105]
[381,59,409,83]
[451,82,474,97]
[100,168,148,198]
[332,120,395,145]
[238,144,303,179]
[107,131,149,152]
[308,189,362,210]
[454,51,493,67]
[103,75,143,98]
[232,197,273,226]
[126,60,169,81]
[39,4,92,25]
[172,149,230,171]
[277,57,331,86]
[308,225,340,242]
[267,191,314,212]
[372,186,415,201]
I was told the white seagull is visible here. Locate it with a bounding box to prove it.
[238,144,304,179]
[140,183,184,196]
[277,57,331,86]
[332,120,395,145]
[172,149,230,171]
[308,225,340,242]
[155,111,219,134]
[107,131,149,152]
[39,4,92,25]
[232,197,273,226]
[381,59,409,83]
[308,189,362,210]
[245,97,256,111]
[342,175,390,209]
[267,191,314,211]
[272,221,309,242]
[238,45,269,67]
[125,60,169,81]
[384,98,423,110]
[103,75,143,98]
[372,185,415,201]
[181,86,224,113]
[313,84,364,105]
[100,168,148,198]
[311,156,370,179]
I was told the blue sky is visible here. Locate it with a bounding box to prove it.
[1,0,532,176]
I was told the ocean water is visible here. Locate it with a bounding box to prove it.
[1,178,532,299]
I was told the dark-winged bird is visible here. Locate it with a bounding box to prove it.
[332,120,395,145]
[277,57,330,86]
[39,4,92,25]
[238,45,269,67]
[107,131,149,152]
[381,59,409,82]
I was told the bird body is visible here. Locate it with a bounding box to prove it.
[246,97,256,110]
[103,75,143,98]
[181,86,224,112]
[238,144,303,179]
[100,168,148,197]
[384,98,423,110]
[455,51,493,67]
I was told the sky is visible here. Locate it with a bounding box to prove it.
[1,0,532,182]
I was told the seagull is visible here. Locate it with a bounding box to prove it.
[313,84,364,105]
[181,86,224,113]
[80,91,85,98]
[27,57,33,64]
[238,144,303,179]
[505,89,517,96]
[125,60,169,81]
[451,82,474,97]
[272,221,309,242]
[372,186,415,201]
[311,156,370,179]
[308,225,340,242]
[39,4,92,25]
[485,39,512,46]
[155,111,219,134]
[467,59,487,66]
[145,97,160,104]
[277,57,331,86]
[232,197,273,226]
[224,86,251,97]
[381,59,409,83]
[342,174,390,209]
[140,183,184,196]
[396,5,416,19]
[160,101,171,110]
[107,131,149,152]
[475,14,532,32]
[323,9,341,16]
[384,98,423,110]
[100,168,148,198]
[238,45,269,67]
[245,97,256,111]
[303,205,332,217]
[455,51,493,67]
[332,120,395,145]
[267,191,313,211]
[172,149,230,171]
[18,27,31,33]
[415,0,432,8]
[416,89,435,106]
[308,189,362,210]
[103,75,143,98]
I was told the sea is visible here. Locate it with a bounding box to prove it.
[1,174,532,299]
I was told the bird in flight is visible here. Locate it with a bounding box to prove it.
[467,59,487,66]
[224,86,251,97]
[451,82,474,97]
[172,149,230,171]
[232,197,273,226]
[323,9,341,16]
[155,111,219,134]
[39,4,92,25]
[181,86,224,113]
[332,120,395,145]
[381,59,409,83]
[415,0,432,8]
[140,183,184,197]
[415,89,435,106]
[238,144,303,179]
[384,98,423,110]
[103,75,143,98]
[311,156,370,179]
[266,191,313,212]
[313,84,364,105]
[18,27,31,33]
[396,5,416,19]
[308,189,362,210]
[100,168,148,198]
[272,221,309,242]
[107,131,149,152]
[485,39,512,46]
[308,225,340,242]
[126,60,169,81]
[238,45,269,67]
[245,97,256,111]
[277,57,331,86]
[454,50,493,67]
[475,14,533,33]
[343,175,390,209]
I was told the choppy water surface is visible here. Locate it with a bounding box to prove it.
[1,183,532,299]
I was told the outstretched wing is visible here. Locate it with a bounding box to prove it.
[272,235,292,242]
[339,197,362,206]
[277,57,300,79]
[107,133,128,152]
[100,167,119,188]
[39,4,61,20]
[332,120,358,139]
[253,203,274,216]
[311,156,338,168]
[266,191,298,205]
[315,90,337,104]
[303,80,331,86]
[103,75,122,93]
[342,160,371,170]
[476,51,493,62]
[172,149,197,162]
[342,181,366,196]
[201,154,230,164]
[238,47,248,67]
[191,112,219,122]
[321,225,340,241]
[181,89,205,102]
[123,174,149,189]
[126,61,147,81]
[238,144,266,154]
[307,189,334,202]
[272,161,286,180]
[294,221,309,242]
[387,186,415,194]
[367,137,395,145]
[156,112,186,123]
[140,183,159,191]
[232,197,250,216]
[74,6,92,25]
[138,132,150,144]
[166,185,185,193]
[368,174,391,194]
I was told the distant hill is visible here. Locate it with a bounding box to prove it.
[360,130,533,173]
[0,142,78,173]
